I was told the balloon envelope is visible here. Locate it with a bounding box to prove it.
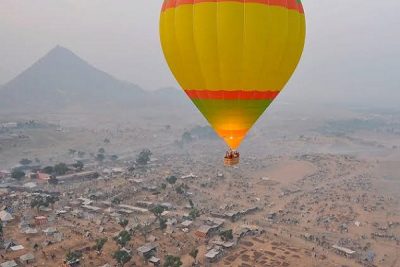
[160,0,306,149]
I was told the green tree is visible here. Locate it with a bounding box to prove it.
[188,199,194,208]
[65,251,82,264]
[46,195,58,209]
[159,217,167,230]
[98,148,105,154]
[54,163,69,176]
[110,155,119,161]
[112,197,121,205]
[113,230,131,247]
[189,248,199,263]
[175,184,185,194]
[119,219,129,229]
[93,237,107,253]
[19,158,32,166]
[0,221,4,249]
[113,249,131,267]
[104,138,110,144]
[48,176,58,185]
[68,149,76,155]
[136,223,151,240]
[11,170,25,180]
[161,183,167,190]
[96,153,105,162]
[189,208,200,220]
[31,197,46,212]
[42,166,54,174]
[30,195,58,212]
[182,131,193,143]
[136,149,152,166]
[73,161,84,171]
[166,175,177,186]
[151,205,166,218]
[77,151,86,158]
[164,255,182,267]
[219,229,233,241]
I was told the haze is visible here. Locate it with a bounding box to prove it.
[0,0,399,108]
[1,2,400,267]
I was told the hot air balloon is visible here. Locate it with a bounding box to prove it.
[160,0,306,165]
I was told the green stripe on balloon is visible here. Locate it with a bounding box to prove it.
[191,98,273,131]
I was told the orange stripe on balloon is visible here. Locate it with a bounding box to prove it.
[162,0,304,14]
[185,90,279,100]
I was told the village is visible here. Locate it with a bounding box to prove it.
[1,110,400,267]
[1,140,399,267]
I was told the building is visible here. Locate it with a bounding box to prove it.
[137,243,158,258]
[23,228,38,235]
[57,171,99,182]
[35,216,48,226]
[181,173,198,179]
[206,217,225,227]
[82,205,102,213]
[332,245,356,258]
[205,248,224,263]
[237,225,264,239]
[0,122,17,128]
[0,260,18,267]
[160,203,174,210]
[180,220,193,228]
[118,204,148,214]
[195,225,214,238]
[149,256,160,266]
[19,253,35,265]
[212,240,236,249]
[36,172,52,181]
[10,245,24,251]
[0,211,14,223]
[43,227,58,236]
[136,201,154,208]
[0,170,11,179]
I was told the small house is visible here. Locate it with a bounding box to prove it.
[35,216,48,226]
[149,256,160,266]
[19,253,35,265]
[180,220,193,228]
[332,245,356,258]
[43,227,58,236]
[137,243,158,258]
[195,225,213,238]
[205,248,224,263]
[0,210,14,222]
[0,260,18,267]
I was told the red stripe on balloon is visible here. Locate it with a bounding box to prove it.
[185,90,280,100]
[162,0,304,14]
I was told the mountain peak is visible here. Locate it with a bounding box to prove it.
[47,45,74,56]
[0,46,147,112]
[37,45,88,68]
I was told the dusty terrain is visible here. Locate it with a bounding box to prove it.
[1,105,399,267]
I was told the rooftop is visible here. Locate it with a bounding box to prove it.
[0,260,18,267]
[332,245,356,255]
[205,248,222,259]
[137,243,158,253]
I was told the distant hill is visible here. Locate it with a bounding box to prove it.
[0,46,188,113]
[151,86,190,106]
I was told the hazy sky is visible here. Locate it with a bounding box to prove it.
[0,0,399,107]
